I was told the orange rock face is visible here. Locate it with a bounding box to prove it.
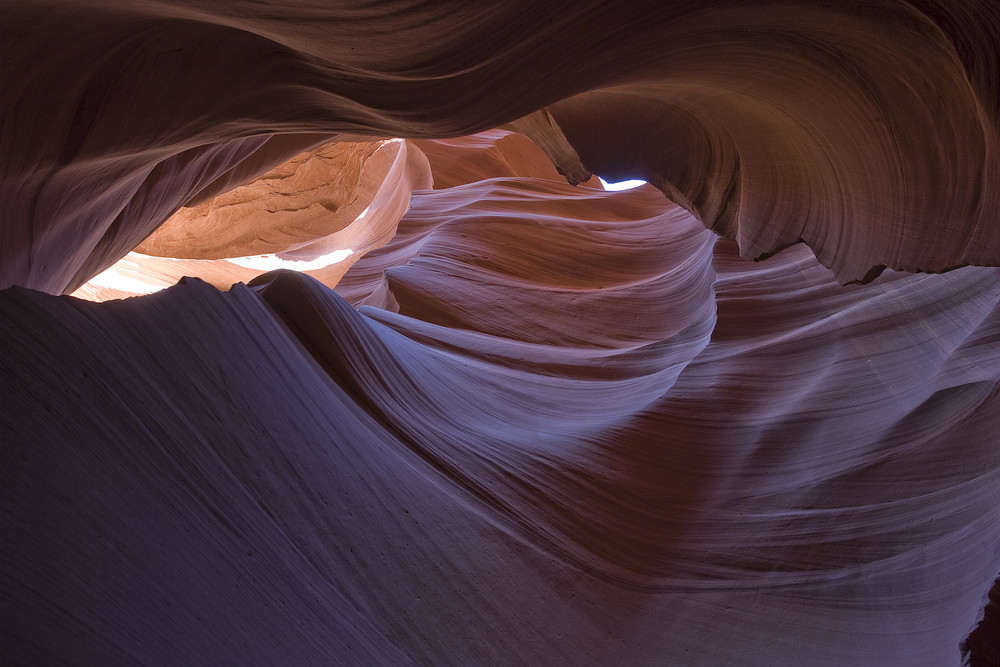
[72,138,431,300]
[2,2,1000,665]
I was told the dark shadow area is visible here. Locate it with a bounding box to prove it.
[962,575,1000,666]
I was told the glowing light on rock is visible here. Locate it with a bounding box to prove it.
[227,248,355,272]
[81,253,167,296]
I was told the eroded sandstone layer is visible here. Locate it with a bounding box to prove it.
[2,2,1000,665]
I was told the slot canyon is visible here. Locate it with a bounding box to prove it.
[2,1,1000,664]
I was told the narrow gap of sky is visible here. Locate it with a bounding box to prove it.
[599,177,646,191]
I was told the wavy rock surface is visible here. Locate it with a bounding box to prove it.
[2,2,1000,665]
[72,138,432,300]
[70,129,596,301]
[3,1,999,291]
[5,168,1000,664]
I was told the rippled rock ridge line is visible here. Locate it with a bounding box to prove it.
[2,2,999,665]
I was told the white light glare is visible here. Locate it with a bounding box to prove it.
[599,177,647,191]
[227,248,355,272]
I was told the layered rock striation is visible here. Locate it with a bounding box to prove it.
[2,2,1000,665]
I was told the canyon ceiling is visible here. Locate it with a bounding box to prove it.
[2,1,1000,665]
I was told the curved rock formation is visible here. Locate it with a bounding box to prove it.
[72,137,432,300]
[2,2,1000,665]
[4,1,1000,292]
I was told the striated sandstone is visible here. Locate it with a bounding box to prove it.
[2,2,1000,665]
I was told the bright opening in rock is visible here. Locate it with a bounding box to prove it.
[599,177,647,191]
